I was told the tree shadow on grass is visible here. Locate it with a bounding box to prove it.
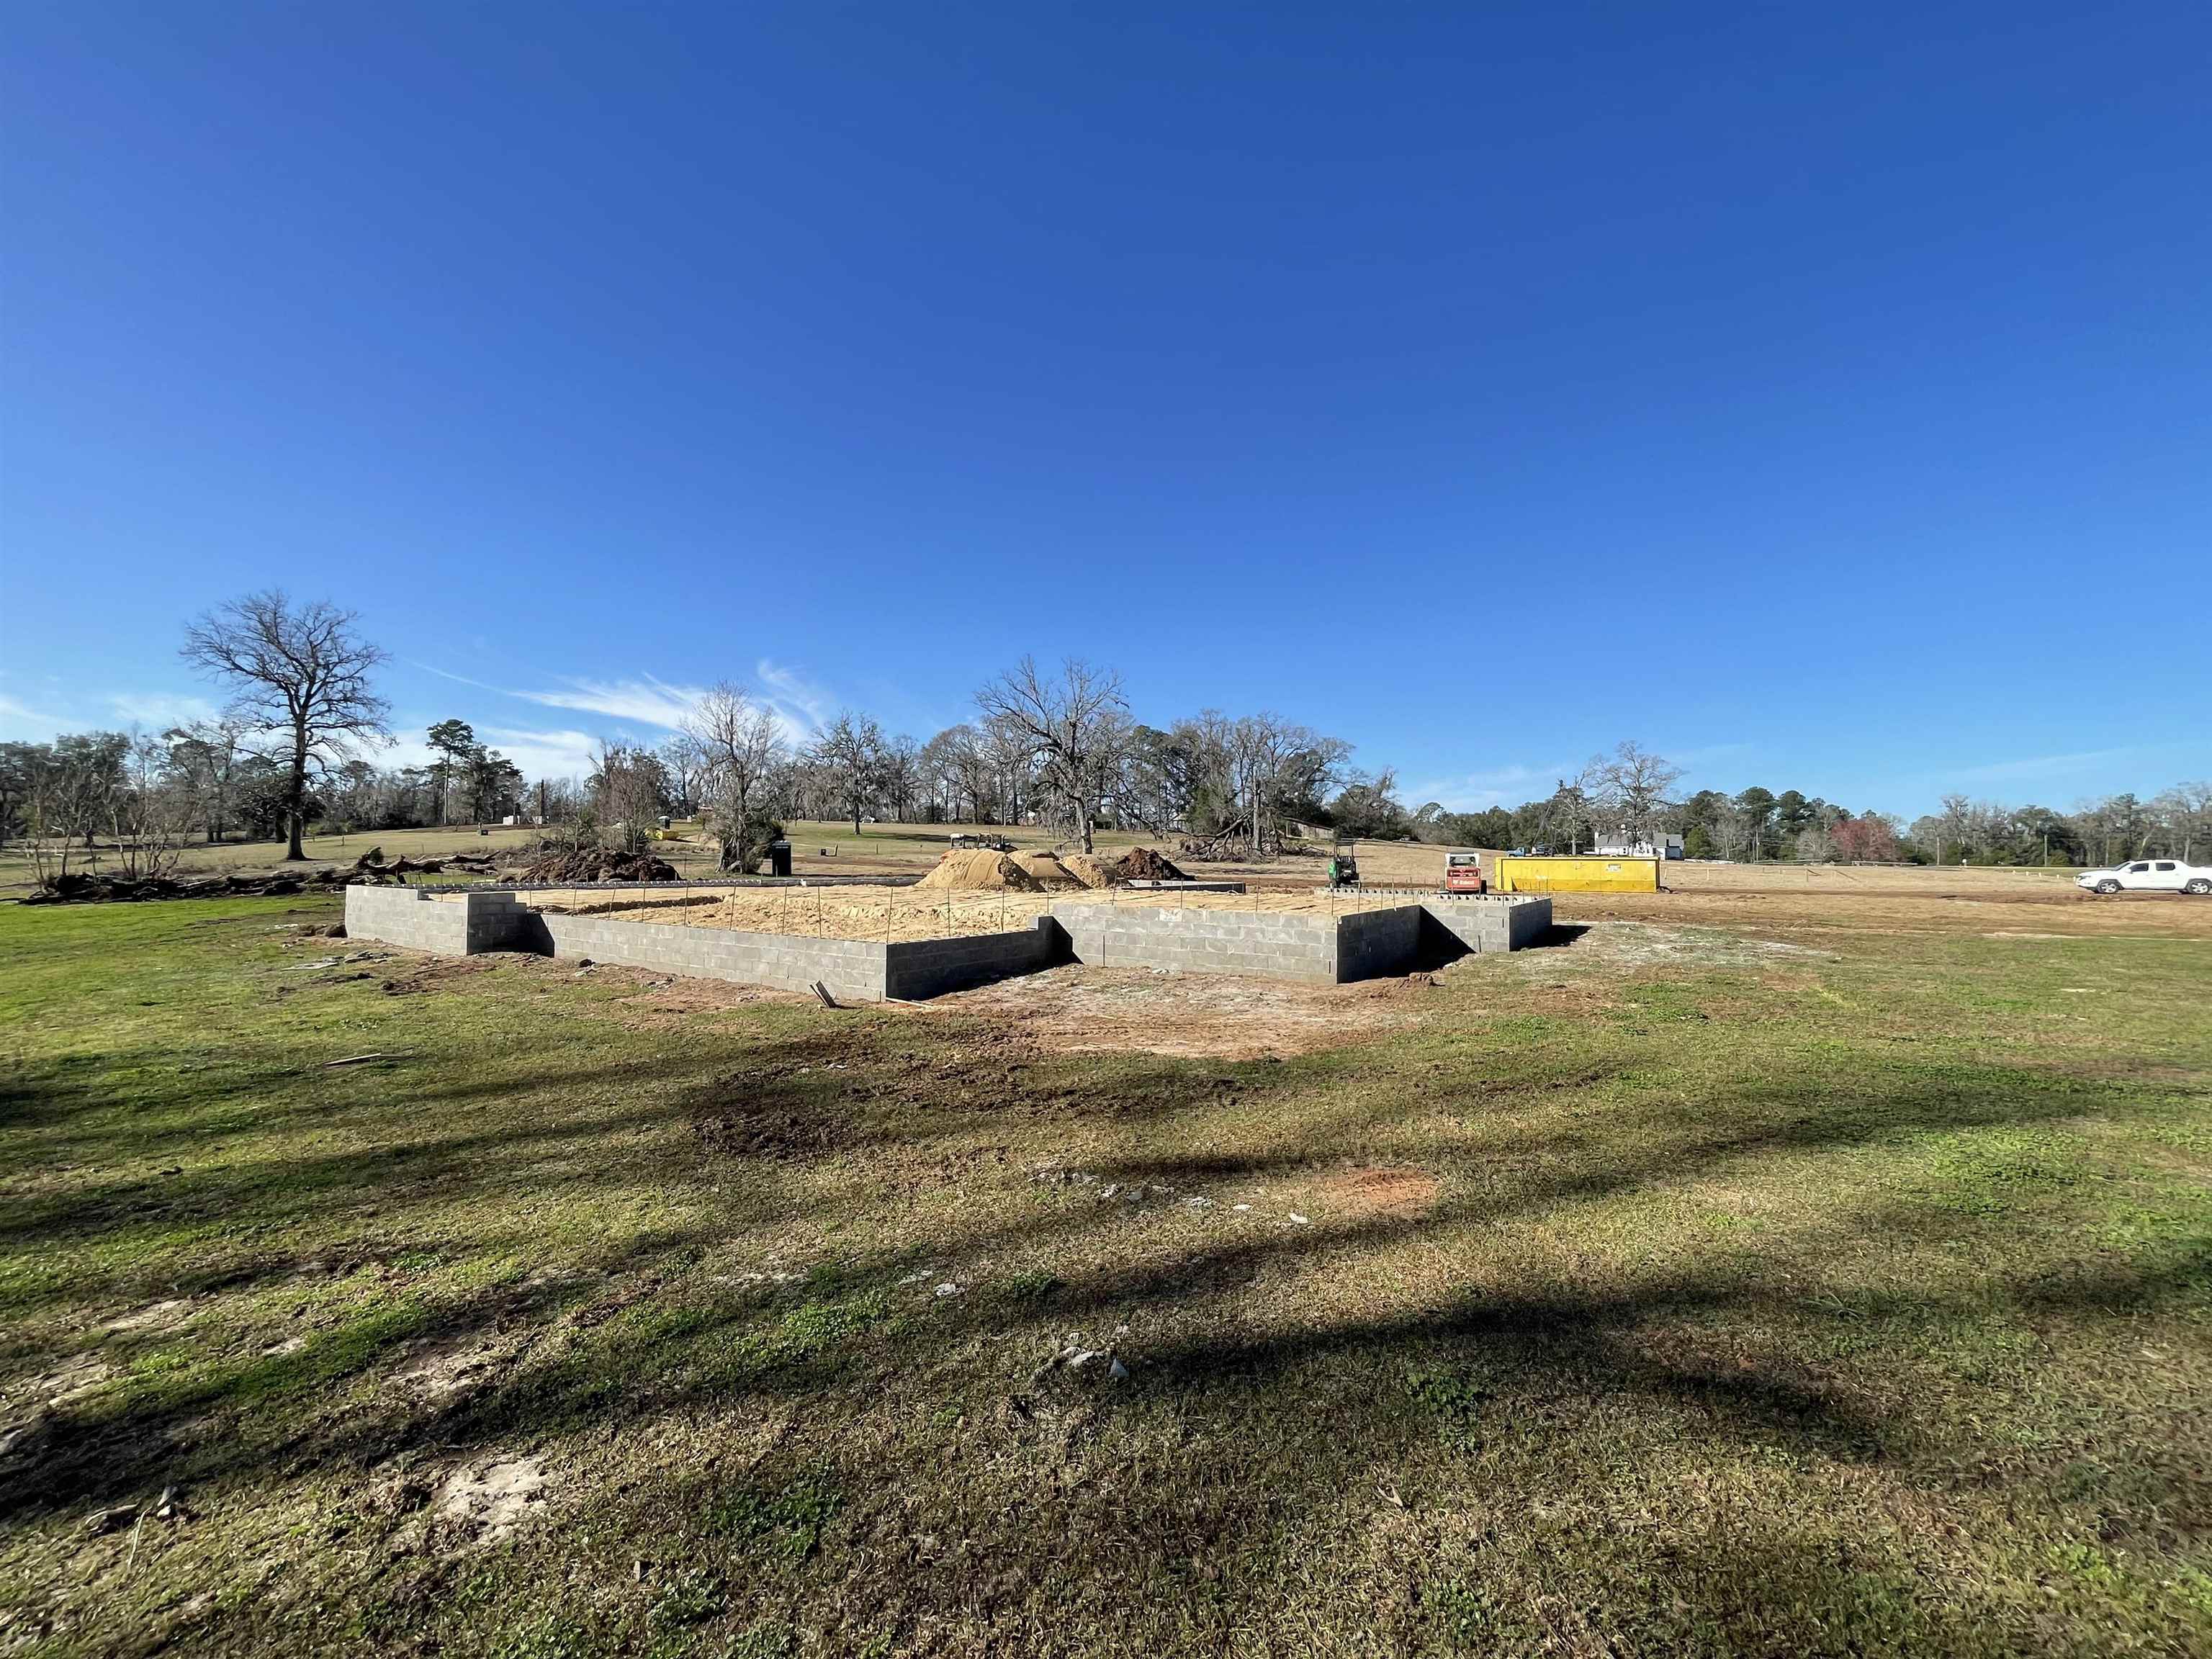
[1,1033,2189,1544]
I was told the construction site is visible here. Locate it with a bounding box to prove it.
[343,842,1554,1002]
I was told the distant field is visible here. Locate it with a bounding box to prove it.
[0,817,2110,915]
[0,825,549,896]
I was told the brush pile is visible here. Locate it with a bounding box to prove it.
[349,847,501,884]
[23,868,355,904]
[518,846,680,884]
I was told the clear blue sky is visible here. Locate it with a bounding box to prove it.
[3,2,2206,817]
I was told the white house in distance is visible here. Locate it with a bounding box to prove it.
[1595,828,1684,859]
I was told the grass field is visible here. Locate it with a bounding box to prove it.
[4,877,2208,1656]
[0,822,1174,897]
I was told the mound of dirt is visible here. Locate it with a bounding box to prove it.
[518,847,680,884]
[914,850,1046,891]
[1110,847,1190,883]
[1060,853,1118,889]
[1010,852,1085,890]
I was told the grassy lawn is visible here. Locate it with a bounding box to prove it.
[1,896,2207,1655]
[0,821,1172,896]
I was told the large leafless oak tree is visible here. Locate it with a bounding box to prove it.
[181,592,390,860]
[974,657,1127,853]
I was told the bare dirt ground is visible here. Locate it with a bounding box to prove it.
[921,962,1434,1059]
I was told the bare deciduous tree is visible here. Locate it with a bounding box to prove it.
[111,733,194,881]
[806,713,886,837]
[1579,740,1684,846]
[588,742,668,853]
[166,719,250,843]
[683,684,788,871]
[181,593,390,860]
[974,657,1127,853]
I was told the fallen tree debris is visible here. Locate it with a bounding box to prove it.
[23,868,351,904]
[517,847,680,884]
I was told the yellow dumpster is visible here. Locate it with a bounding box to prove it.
[1495,855,1660,894]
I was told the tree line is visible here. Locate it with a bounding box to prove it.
[4,592,2204,874]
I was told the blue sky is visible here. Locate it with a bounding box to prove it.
[3,2,2206,817]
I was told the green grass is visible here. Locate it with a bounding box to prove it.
[0,898,2207,1655]
[0,818,1168,896]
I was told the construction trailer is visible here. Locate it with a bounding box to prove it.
[1495,854,1662,894]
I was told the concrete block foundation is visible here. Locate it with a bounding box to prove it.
[342,885,1552,1002]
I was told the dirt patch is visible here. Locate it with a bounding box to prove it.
[372,953,501,997]
[431,1454,551,1550]
[916,850,1046,891]
[391,1334,523,1402]
[923,963,1429,1060]
[98,1298,193,1336]
[523,958,812,1028]
[1307,1166,1441,1220]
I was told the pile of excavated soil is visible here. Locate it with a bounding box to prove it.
[1010,852,1085,890]
[914,850,1046,891]
[1110,847,1190,883]
[518,847,680,884]
[1060,854,1118,889]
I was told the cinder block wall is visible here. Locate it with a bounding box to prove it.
[1048,902,1340,983]
[1504,896,1552,949]
[532,912,889,1003]
[1334,905,1424,980]
[1415,895,1552,955]
[884,919,1062,999]
[346,886,472,954]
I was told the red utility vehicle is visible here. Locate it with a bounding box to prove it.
[1444,853,1488,894]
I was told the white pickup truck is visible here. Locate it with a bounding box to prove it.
[2076,859,2212,896]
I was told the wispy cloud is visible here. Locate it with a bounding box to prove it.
[479,727,603,781]
[410,660,835,745]
[407,663,836,747]
[1956,747,2136,784]
[0,693,68,740]
[107,692,217,729]
[1401,761,1572,813]
[1668,740,1754,770]
[508,675,709,731]
[1,690,225,741]
[755,659,832,746]
[384,725,604,783]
